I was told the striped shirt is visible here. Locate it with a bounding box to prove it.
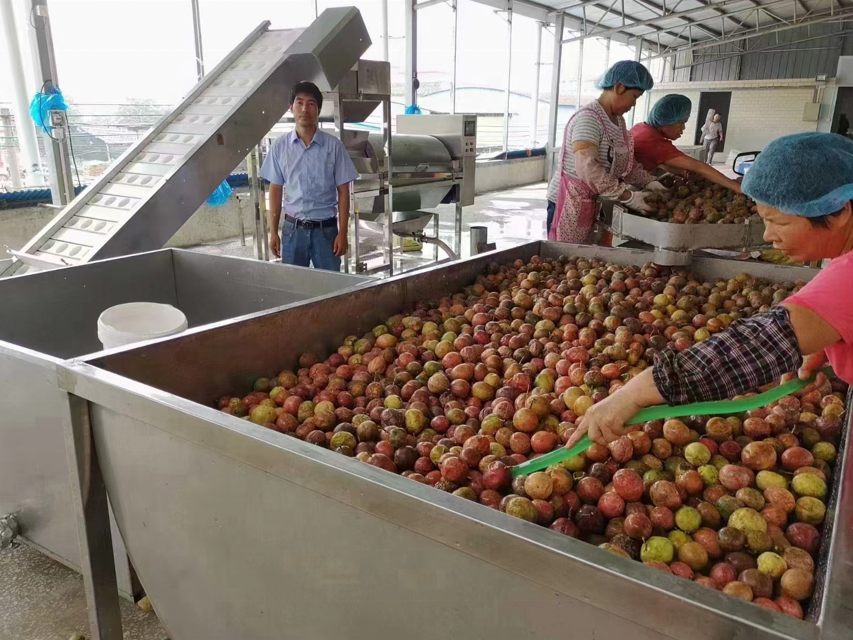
[547,104,627,202]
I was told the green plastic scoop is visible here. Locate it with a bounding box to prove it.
[510,368,833,479]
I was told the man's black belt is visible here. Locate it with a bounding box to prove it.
[284,215,337,229]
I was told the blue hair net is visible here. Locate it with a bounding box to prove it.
[596,60,654,91]
[207,180,233,207]
[742,132,853,218]
[647,94,692,128]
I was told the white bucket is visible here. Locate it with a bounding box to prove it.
[97,302,188,351]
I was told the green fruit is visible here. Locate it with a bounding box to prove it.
[795,496,826,525]
[430,445,448,465]
[384,395,404,409]
[641,536,674,564]
[698,464,719,486]
[423,361,443,376]
[746,531,773,554]
[791,473,827,499]
[405,409,427,434]
[728,507,768,535]
[249,404,277,425]
[757,552,788,579]
[685,442,711,467]
[675,506,702,533]
[666,531,690,555]
[562,453,586,472]
[505,496,538,522]
[329,431,357,450]
[716,495,744,520]
[812,441,837,463]
[710,455,728,471]
[756,470,788,491]
[297,401,315,422]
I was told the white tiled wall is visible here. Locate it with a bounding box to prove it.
[635,80,819,156]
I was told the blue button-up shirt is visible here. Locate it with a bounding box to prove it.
[260,129,359,221]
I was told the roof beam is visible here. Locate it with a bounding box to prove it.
[561,0,794,43]
[631,0,724,43]
[644,5,853,58]
[576,1,696,44]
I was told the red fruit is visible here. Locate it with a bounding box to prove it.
[709,562,737,589]
[627,431,652,456]
[649,481,682,510]
[598,492,626,519]
[650,506,675,531]
[740,441,777,471]
[753,598,781,612]
[482,461,511,490]
[785,522,821,555]
[479,489,503,509]
[694,576,718,590]
[624,512,652,540]
[781,447,814,471]
[719,440,742,462]
[719,464,753,491]
[375,440,394,458]
[440,456,469,483]
[613,469,645,502]
[775,597,804,620]
[509,432,531,454]
[608,436,634,463]
[670,562,694,580]
[577,477,605,504]
[531,430,559,454]
[549,517,580,538]
[368,453,397,473]
[676,470,704,495]
[645,560,672,574]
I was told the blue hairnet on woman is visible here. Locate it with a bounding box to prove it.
[545,60,657,243]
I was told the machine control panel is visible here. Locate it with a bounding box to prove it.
[462,117,477,156]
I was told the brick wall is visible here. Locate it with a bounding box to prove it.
[635,79,820,158]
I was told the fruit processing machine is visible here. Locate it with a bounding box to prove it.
[598,200,768,266]
[47,242,853,640]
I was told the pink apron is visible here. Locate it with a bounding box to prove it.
[549,102,636,244]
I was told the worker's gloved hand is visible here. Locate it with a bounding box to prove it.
[622,189,653,212]
[646,180,668,192]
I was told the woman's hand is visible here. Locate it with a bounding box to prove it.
[565,391,643,448]
[781,351,828,384]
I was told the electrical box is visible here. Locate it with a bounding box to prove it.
[803,103,821,122]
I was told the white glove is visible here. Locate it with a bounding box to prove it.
[646,180,668,192]
[622,190,653,213]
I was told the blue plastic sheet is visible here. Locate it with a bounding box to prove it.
[404,104,422,115]
[29,86,68,135]
[206,180,233,206]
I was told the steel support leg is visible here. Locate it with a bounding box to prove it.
[62,393,122,640]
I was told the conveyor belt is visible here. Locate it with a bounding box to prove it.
[3,8,370,277]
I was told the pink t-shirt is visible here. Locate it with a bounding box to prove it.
[785,250,853,384]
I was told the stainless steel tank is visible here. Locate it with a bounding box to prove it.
[60,242,852,639]
[0,248,368,598]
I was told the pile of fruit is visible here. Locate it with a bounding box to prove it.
[217,256,844,621]
[639,175,758,224]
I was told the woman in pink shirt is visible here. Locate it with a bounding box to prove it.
[566,132,853,447]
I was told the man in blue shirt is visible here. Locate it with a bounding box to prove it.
[261,82,359,271]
